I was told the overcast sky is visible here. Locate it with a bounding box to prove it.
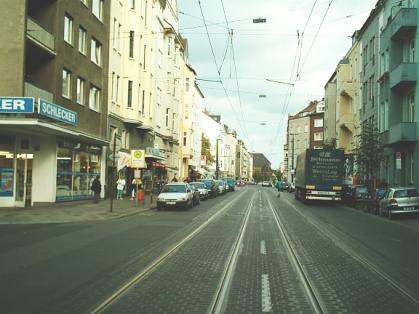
[177,0,377,169]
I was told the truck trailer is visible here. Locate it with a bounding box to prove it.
[295,149,344,202]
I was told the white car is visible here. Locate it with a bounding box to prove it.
[157,183,194,210]
[262,181,271,187]
[189,182,209,200]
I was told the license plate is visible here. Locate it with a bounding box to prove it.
[166,202,176,205]
[404,207,414,211]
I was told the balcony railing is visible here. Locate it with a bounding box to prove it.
[390,63,417,91]
[24,81,54,103]
[337,113,355,132]
[388,122,417,145]
[26,17,55,53]
[339,81,354,98]
[387,8,417,40]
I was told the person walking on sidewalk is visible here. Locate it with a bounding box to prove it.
[171,173,178,182]
[116,176,126,200]
[91,176,102,203]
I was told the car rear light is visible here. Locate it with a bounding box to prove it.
[389,198,398,205]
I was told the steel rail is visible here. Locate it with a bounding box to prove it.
[90,190,247,314]
[282,195,419,309]
[268,198,326,314]
[209,192,256,314]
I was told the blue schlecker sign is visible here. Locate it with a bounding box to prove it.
[0,97,34,113]
[38,99,78,125]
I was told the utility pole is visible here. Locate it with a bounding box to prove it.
[216,138,219,179]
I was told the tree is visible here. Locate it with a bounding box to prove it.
[201,134,214,163]
[354,120,384,188]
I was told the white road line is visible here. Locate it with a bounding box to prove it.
[260,240,267,255]
[261,274,273,313]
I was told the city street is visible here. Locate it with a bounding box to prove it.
[1,185,419,313]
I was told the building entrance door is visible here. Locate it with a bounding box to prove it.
[15,153,33,207]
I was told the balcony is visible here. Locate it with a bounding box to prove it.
[390,63,417,91]
[387,122,417,145]
[339,81,354,98]
[26,17,55,55]
[24,81,53,103]
[337,113,355,132]
[387,8,417,40]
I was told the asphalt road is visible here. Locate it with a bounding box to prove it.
[1,186,419,313]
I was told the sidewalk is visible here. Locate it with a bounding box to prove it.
[0,196,157,224]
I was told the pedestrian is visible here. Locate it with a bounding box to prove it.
[116,176,126,200]
[172,173,178,182]
[91,176,101,203]
[131,177,142,200]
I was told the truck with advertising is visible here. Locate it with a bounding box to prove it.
[295,149,344,202]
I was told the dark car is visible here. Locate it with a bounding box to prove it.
[200,179,218,198]
[343,185,371,207]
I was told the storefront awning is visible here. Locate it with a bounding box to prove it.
[0,119,108,146]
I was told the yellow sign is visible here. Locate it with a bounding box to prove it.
[131,149,146,168]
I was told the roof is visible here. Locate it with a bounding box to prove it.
[252,153,272,168]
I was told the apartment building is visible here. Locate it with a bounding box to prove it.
[377,0,418,186]
[0,0,109,207]
[324,71,337,144]
[220,125,237,178]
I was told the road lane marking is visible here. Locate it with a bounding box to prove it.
[261,274,273,312]
[260,240,267,255]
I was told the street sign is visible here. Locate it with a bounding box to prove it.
[38,98,78,125]
[131,149,146,168]
[0,97,34,113]
[253,18,267,23]
[396,152,401,170]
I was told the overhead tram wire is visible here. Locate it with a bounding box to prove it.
[197,0,249,142]
[273,0,336,150]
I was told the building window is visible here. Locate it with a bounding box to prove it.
[127,80,133,108]
[118,23,122,51]
[129,31,135,58]
[143,45,147,69]
[91,38,102,66]
[116,75,120,104]
[89,85,101,111]
[314,132,323,141]
[130,0,135,10]
[304,125,308,133]
[148,93,152,116]
[76,77,85,105]
[81,0,88,7]
[183,132,187,146]
[141,90,145,113]
[409,93,415,122]
[78,26,87,54]
[144,1,148,27]
[92,0,103,21]
[185,78,190,92]
[172,113,176,130]
[111,72,115,102]
[112,19,117,49]
[165,108,169,127]
[409,39,415,63]
[64,14,73,44]
[168,37,171,56]
[314,119,323,127]
[410,151,415,184]
[62,69,71,98]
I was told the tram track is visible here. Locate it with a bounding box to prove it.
[90,189,251,314]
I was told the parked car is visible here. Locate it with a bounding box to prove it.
[344,185,371,207]
[379,187,419,219]
[189,182,209,200]
[215,179,227,195]
[157,182,194,210]
[262,181,271,187]
[370,187,387,214]
[223,177,236,191]
[200,179,218,198]
[247,181,257,185]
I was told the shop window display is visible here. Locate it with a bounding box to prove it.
[0,137,14,197]
[56,140,101,201]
